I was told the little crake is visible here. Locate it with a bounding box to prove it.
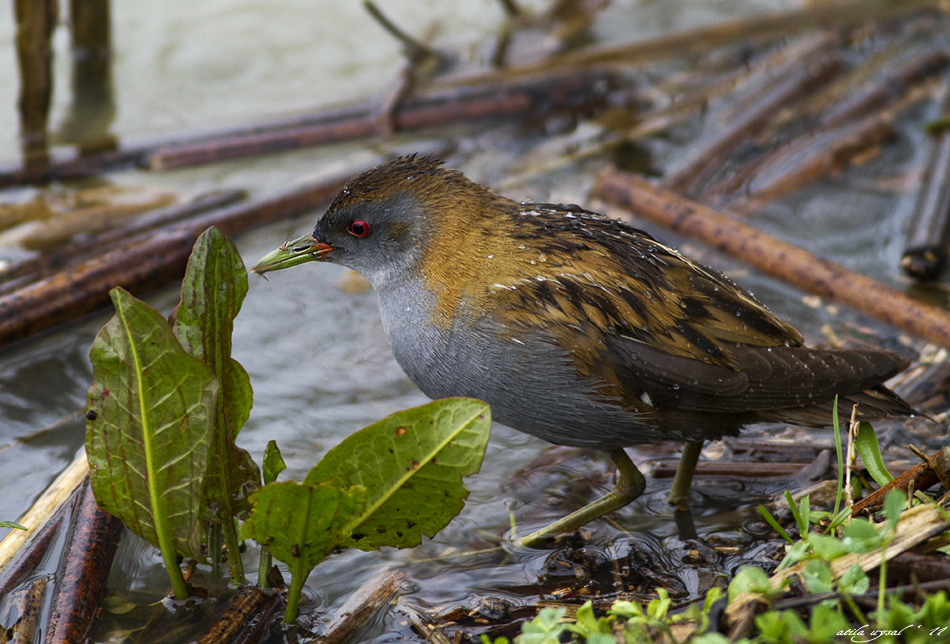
[253,155,914,547]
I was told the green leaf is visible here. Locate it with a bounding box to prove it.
[173,227,248,374]
[839,563,870,595]
[608,600,643,620]
[728,566,772,602]
[306,398,491,550]
[262,440,287,485]
[884,488,907,534]
[85,287,216,562]
[645,588,672,620]
[854,422,893,487]
[785,490,808,536]
[173,227,260,522]
[0,521,26,530]
[806,533,850,560]
[802,559,833,594]
[808,604,850,641]
[757,504,794,544]
[842,518,883,553]
[173,227,259,582]
[779,540,810,570]
[241,480,367,572]
[241,479,368,623]
[569,601,613,638]
[832,396,845,522]
[754,610,808,641]
[519,607,568,644]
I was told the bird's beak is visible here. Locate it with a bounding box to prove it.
[250,233,333,275]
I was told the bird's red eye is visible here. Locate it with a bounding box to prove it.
[347,220,370,238]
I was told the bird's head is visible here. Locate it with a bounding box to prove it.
[252,155,500,286]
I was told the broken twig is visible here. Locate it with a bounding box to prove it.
[851,446,950,516]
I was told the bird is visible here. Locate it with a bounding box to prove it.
[252,154,915,548]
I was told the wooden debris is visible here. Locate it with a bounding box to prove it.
[45,479,123,644]
[0,452,89,576]
[902,78,950,280]
[229,591,284,644]
[0,189,246,295]
[888,551,950,583]
[194,586,281,644]
[145,70,613,171]
[651,461,816,479]
[820,48,949,128]
[852,447,950,516]
[714,109,891,205]
[491,0,930,77]
[592,167,950,349]
[320,568,407,644]
[1,186,178,250]
[662,46,845,195]
[0,68,613,185]
[0,513,62,599]
[715,83,932,207]
[6,577,47,644]
[13,0,57,166]
[396,598,455,644]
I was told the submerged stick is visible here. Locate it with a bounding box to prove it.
[719,107,897,207]
[8,576,48,644]
[45,478,123,644]
[230,591,285,644]
[661,50,845,195]
[396,598,454,644]
[145,70,611,170]
[13,0,57,166]
[194,586,278,644]
[902,80,950,280]
[0,513,63,598]
[0,68,611,187]
[0,189,246,295]
[651,461,812,478]
[593,168,950,348]
[486,0,931,78]
[712,65,937,205]
[0,450,89,575]
[820,48,950,129]
[321,568,407,644]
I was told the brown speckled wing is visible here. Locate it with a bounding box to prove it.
[483,206,908,418]
[488,205,801,360]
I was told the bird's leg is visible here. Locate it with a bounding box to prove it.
[516,448,645,548]
[667,440,703,506]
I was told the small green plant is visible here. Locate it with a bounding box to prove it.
[482,589,724,644]
[483,412,949,644]
[243,396,490,622]
[86,227,258,597]
[84,227,492,623]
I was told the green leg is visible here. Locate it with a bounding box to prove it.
[667,440,703,506]
[516,448,646,549]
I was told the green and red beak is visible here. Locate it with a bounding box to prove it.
[251,233,333,275]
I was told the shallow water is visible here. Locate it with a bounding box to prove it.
[0,0,937,641]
